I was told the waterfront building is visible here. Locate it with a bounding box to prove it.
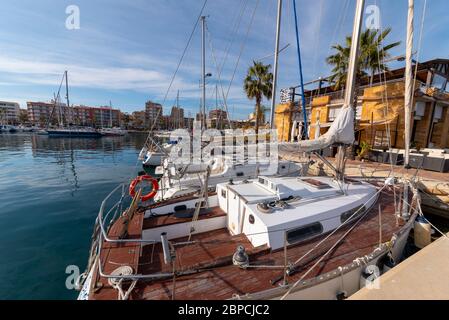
[27,101,61,126]
[130,111,146,129]
[74,105,121,127]
[184,117,194,130]
[27,102,121,127]
[145,101,163,129]
[207,109,228,129]
[0,101,21,124]
[275,58,449,150]
[169,106,184,130]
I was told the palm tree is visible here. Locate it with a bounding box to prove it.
[326,27,401,90]
[244,61,273,133]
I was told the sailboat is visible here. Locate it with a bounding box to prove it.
[78,0,421,300]
[47,71,102,138]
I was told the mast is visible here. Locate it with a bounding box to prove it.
[343,0,365,109]
[269,0,282,129]
[201,16,207,132]
[404,0,414,169]
[65,71,71,125]
[109,100,113,128]
[215,84,220,129]
[55,92,63,128]
[292,0,308,139]
[335,0,365,180]
[402,0,414,218]
[176,90,180,129]
[100,107,103,128]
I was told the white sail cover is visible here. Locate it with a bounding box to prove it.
[280,106,355,153]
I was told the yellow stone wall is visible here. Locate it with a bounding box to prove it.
[309,96,330,138]
[275,81,449,148]
[359,80,447,149]
[275,103,293,142]
[360,81,407,148]
[431,106,449,148]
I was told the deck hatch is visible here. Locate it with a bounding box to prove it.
[301,178,332,189]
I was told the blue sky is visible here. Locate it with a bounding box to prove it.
[0,0,447,120]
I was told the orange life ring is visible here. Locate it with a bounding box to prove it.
[129,175,159,202]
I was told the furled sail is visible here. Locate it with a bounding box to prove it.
[279,105,355,153]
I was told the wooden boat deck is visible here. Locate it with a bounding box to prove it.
[88,210,145,300]
[90,185,407,300]
[143,206,226,230]
[138,229,270,275]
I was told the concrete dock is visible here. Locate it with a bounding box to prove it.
[349,233,449,300]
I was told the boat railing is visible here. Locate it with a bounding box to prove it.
[91,183,173,281]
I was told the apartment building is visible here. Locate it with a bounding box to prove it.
[0,101,21,123]
[145,101,163,129]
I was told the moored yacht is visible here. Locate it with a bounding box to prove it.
[100,127,127,136]
[154,155,303,202]
[47,127,103,138]
[77,171,417,300]
[78,0,422,301]
[0,125,18,133]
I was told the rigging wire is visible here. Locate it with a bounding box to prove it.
[225,0,261,102]
[218,0,249,75]
[206,25,234,127]
[280,0,431,300]
[411,0,428,100]
[133,0,209,184]
[311,0,325,79]
[374,0,398,213]
[145,0,209,139]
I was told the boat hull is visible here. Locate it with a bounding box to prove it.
[80,178,418,301]
[47,130,102,138]
[143,153,164,166]
[234,213,415,300]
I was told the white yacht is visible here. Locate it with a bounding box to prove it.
[100,127,127,136]
[154,155,303,202]
[78,0,421,301]
[141,141,176,167]
[0,125,18,133]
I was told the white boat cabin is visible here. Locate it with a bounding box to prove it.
[144,176,379,251]
[216,176,378,250]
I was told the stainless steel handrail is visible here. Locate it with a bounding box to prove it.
[97,184,159,245]
[93,183,172,281]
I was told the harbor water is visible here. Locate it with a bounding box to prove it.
[0,133,149,299]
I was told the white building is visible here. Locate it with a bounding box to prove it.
[0,101,20,123]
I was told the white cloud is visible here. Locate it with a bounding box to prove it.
[0,54,202,95]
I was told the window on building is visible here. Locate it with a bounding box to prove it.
[287,222,323,244]
[432,74,447,91]
[328,106,341,121]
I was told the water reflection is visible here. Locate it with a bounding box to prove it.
[0,132,148,196]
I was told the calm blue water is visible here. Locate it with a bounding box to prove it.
[0,133,149,300]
